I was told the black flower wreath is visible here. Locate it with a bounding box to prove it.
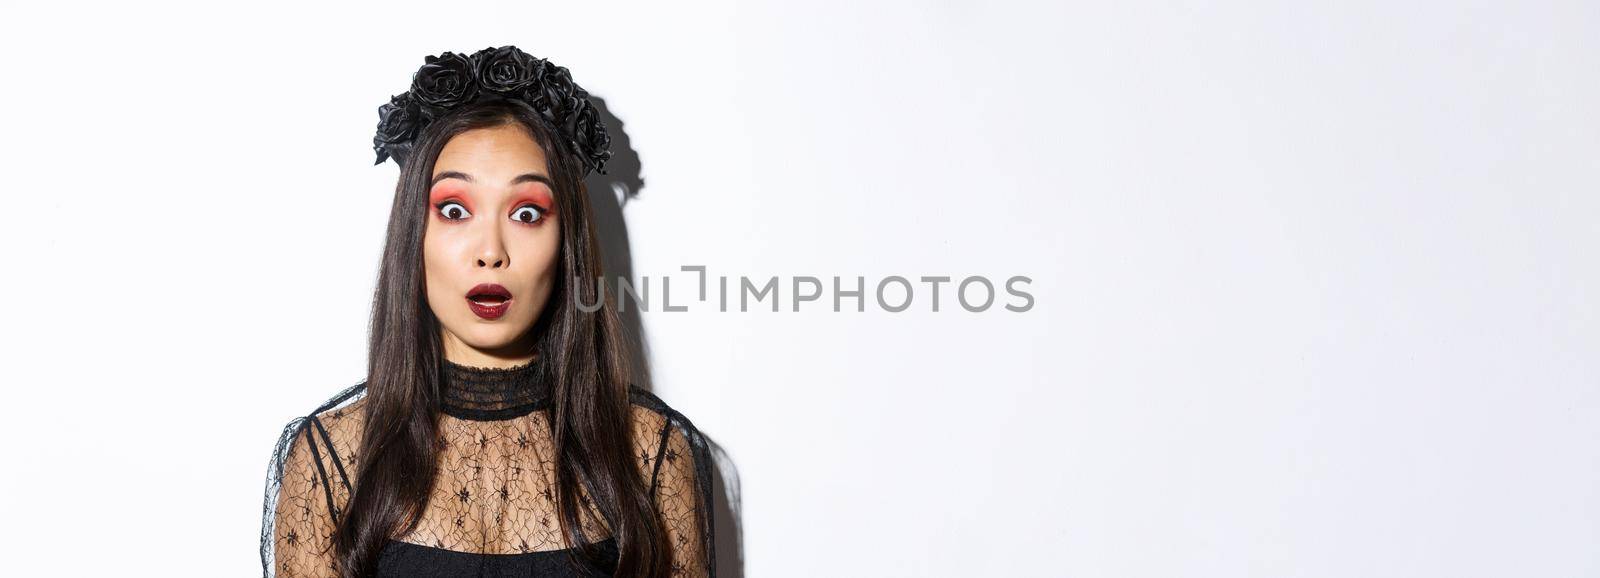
[372,46,613,176]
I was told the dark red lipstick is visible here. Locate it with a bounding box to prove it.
[466,283,513,320]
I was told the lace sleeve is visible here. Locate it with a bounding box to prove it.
[262,384,365,578]
[262,417,342,578]
[632,393,717,577]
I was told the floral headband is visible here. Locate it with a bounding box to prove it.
[372,46,613,175]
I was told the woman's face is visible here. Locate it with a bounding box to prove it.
[423,123,561,363]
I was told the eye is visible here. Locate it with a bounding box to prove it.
[510,204,546,225]
[435,201,471,221]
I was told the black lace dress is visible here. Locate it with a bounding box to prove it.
[259,359,715,577]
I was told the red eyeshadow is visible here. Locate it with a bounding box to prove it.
[512,188,556,215]
[429,187,473,212]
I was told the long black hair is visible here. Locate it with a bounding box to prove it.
[332,97,672,577]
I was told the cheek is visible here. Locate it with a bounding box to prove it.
[510,222,562,271]
[509,227,562,307]
[422,230,464,307]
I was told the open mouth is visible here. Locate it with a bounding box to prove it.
[466,283,513,320]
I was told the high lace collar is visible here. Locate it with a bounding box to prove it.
[439,357,551,421]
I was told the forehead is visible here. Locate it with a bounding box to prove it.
[432,124,549,178]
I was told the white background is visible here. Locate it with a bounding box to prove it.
[0,1,1595,576]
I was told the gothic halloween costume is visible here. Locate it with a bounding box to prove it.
[259,46,714,577]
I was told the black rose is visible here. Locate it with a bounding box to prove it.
[473,46,546,95]
[537,63,585,120]
[410,52,478,118]
[467,46,496,64]
[568,100,612,174]
[370,47,609,175]
[373,93,421,166]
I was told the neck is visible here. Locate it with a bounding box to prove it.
[437,355,551,421]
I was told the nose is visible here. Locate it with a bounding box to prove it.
[474,221,510,269]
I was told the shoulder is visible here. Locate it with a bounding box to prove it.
[269,382,369,477]
[625,385,713,488]
[626,384,708,445]
[311,382,369,433]
[287,382,369,442]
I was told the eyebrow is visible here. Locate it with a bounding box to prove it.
[431,171,554,188]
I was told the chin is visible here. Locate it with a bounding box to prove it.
[454,323,533,349]
[455,333,501,350]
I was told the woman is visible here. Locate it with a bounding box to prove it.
[259,46,715,578]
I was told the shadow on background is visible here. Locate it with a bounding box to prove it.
[584,95,745,578]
